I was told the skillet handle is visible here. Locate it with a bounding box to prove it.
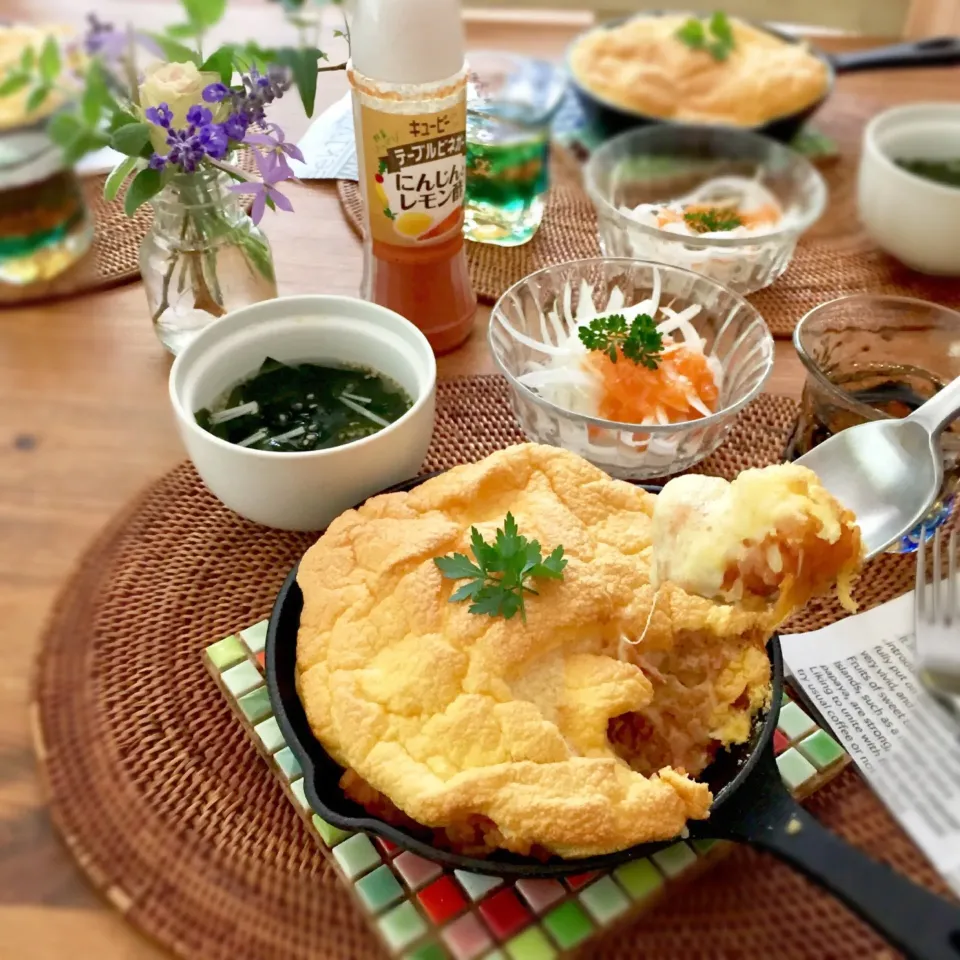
[703,752,960,960]
[832,37,960,74]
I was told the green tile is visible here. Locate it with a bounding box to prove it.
[312,813,352,847]
[207,634,246,670]
[221,660,262,698]
[777,701,816,740]
[780,690,791,706]
[254,715,285,753]
[505,926,557,960]
[613,858,663,900]
[274,746,301,780]
[692,838,725,855]
[241,620,268,654]
[237,686,272,723]
[290,777,310,811]
[578,876,629,925]
[776,747,817,791]
[333,832,381,880]
[651,842,697,878]
[454,870,502,901]
[356,863,404,913]
[406,943,447,960]
[543,900,593,949]
[797,729,845,770]
[379,901,427,951]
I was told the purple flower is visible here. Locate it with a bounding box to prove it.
[186,105,213,128]
[148,154,167,171]
[145,103,174,129]
[229,149,294,224]
[197,123,229,160]
[220,111,250,142]
[83,13,128,59]
[203,83,231,103]
[244,125,304,179]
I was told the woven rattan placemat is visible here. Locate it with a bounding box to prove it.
[0,151,260,308]
[34,376,950,960]
[338,91,960,338]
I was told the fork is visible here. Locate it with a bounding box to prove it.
[915,527,960,716]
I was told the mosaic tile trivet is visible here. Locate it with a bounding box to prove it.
[204,623,851,960]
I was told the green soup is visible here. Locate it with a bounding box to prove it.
[895,157,960,189]
[195,357,413,453]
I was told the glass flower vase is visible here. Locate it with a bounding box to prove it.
[140,167,277,354]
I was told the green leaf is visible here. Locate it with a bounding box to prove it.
[238,232,275,282]
[202,46,235,85]
[145,31,200,66]
[0,72,29,97]
[26,84,52,114]
[111,122,152,157]
[62,128,111,165]
[20,46,35,71]
[38,36,61,83]
[278,46,321,117]
[104,156,141,202]
[165,23,200,39]
[709,11,734,45]
[123,167,163,216]
[675,18,706,49]
[449,580,484,604]
[183,0,227,30]
[81,62,110,127]
[108,110,140,134]
[47,111,84,148]
[434,554,483,581]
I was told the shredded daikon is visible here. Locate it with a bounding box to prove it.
[209,401,259,425]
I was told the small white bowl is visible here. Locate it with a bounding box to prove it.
[169,295,437,531]
[858,103,960,275]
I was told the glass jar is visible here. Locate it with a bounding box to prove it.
[140,167,278,355]
[0,122,93,286]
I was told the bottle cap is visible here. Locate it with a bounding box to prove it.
[348,0,465,84]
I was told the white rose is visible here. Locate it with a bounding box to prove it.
[139,61,222,152]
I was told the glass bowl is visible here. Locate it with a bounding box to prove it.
[787,294,960,551]
[583,126,827,295]
[489,258,774,479]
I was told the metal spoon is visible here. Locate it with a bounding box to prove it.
[795,376,960,559]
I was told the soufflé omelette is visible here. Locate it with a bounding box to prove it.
[296,444,861,859]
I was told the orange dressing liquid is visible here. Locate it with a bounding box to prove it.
[368,230,476,356]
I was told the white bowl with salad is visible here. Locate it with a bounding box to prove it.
[584,126,827,295]
[169,295,436,531]
[489,257,773,479]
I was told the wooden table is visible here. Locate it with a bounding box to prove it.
[2,4,959,957]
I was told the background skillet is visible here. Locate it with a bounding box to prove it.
[566,13,960,142]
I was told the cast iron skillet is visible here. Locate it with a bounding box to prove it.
[567,14,960,142]
[267,474,960,960]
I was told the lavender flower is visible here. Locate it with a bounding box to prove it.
[244,125,304,180]
[203,83,231,104]
[83,13,129,59]
[220,111,250,142]
[145,103,174,129]
[229,149,294,224]
[145,101,230,173]
[201,66,292,129]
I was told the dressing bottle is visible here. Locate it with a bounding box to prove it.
[348,0,477,355]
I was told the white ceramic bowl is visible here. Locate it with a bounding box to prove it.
[858,103,960,275]
[169,295,437,531]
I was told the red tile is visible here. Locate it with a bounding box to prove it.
[256,650,266,669]
[478,888,530,940]
[565,871,599,891]
[773,729,790,755]
[376,836,399,856]
[418,875,468,924]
